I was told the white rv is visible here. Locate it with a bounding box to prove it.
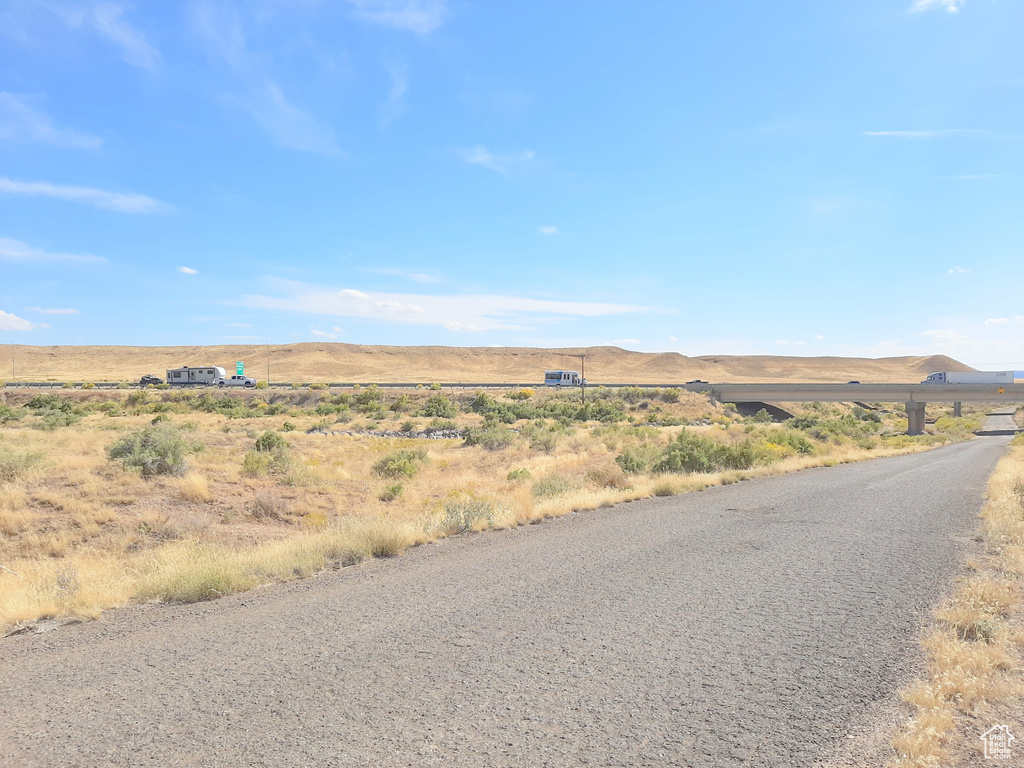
[166,365,227,387]
[544,370,586,387]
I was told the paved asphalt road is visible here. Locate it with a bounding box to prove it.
[0,434,1012,768]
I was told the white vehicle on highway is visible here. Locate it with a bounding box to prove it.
[921,371,1014,384]
[215,374,257,389]
[544,370,587,387]
[167,365,227,387]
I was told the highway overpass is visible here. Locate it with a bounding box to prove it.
[702,383,1024,434]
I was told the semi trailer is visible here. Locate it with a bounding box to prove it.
[921,371,1014,384]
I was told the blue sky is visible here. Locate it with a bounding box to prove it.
[1,0,1022,368]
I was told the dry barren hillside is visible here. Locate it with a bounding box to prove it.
[0,343,973,384]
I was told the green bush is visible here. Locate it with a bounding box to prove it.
[0,404,22,424]
[752,408,773,423]
[378,483,404,502]
[531,474,575,498]
[653,429,758,474]
[507,468,532,482]
[107,424,200,477]
[254,430,289,453]
[463,424,516,450]
[372,449,428,479]
[421,393,457,418]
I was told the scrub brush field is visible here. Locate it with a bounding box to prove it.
[0,385,984,632]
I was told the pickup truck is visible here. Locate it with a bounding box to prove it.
[215,374,257,389]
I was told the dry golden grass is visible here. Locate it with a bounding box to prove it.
[0,388,975,633]
[890,442,1024,767]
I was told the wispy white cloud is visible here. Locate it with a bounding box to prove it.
[240,81,342,156]
[540,226,558,236]
[0,237,104,264]
[343,0,447,34]
[371,267,440,284]
[178,266,199,274]
[0,92,102,148]
[26,307,78,314]
[190,6,341,156]
[910,0,964,13]
[461,145,540,176]
[948,266,970,274]
[0,177,167,213]
[90,2,160,68]
[0,309,36,332]
[237,279,645,332]
[379,57,408,126]
[41,1,159,67]
[985,317,1010,325]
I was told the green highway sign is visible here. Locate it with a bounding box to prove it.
[236,361,244,375]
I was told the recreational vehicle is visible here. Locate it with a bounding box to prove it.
[166,365,227,387]
[544,370,586,387]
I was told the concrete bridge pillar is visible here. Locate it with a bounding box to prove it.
[906,401,926,435]
[953,401,962,417]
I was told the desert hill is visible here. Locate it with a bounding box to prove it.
[0,343,974,385]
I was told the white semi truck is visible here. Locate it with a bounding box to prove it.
[921,371,1014,384]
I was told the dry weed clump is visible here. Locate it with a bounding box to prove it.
[890,442,1024,766]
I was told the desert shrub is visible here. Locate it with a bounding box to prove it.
[0,403,22,424]
[379,483,403,502]
[619,387,645,404]
[250,491,289,519]
[661,389,681,403]
[616,450,649,474]
[241,451,270,477]
[462,424,516,450]
[653,429,758,474]
[509,388,534,401]
[507,468,531,482]
[442,498,494,532]
[254,430,289,453]
[400,420,418,433]
[281,422,296,432]
[753,427,814,455]
[520,421,563,452]
[355,384,384,407]
[614,439,663,474]
[428,382,442,391]
[309,383,327,390]
[585,466,629,489]
[0,445,45,483]
[752,408,773,423]
[107,424,200,477]
[390,394,412,413]
[532,473,575,498]
[421,393,457,418]
[372,449,428,479]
